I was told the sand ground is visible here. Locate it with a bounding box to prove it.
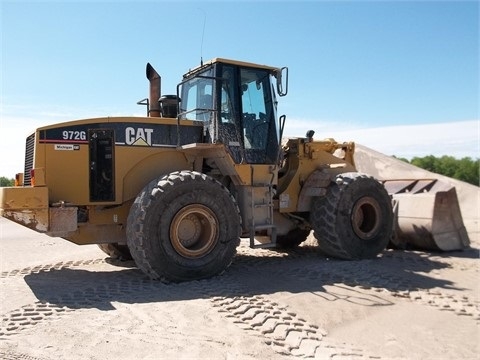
[1,217,479,360]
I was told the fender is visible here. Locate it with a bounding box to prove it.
[296,169,332,212]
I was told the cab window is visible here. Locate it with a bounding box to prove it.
[180,68,214,122]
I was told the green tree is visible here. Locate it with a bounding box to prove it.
[411,155,437,172]
[435,155,457,178]
[454,157,479,185]
[0,177,14,186]
[408,155,479,186]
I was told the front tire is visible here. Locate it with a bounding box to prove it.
[126,171,241,282]
[310,172,393,259]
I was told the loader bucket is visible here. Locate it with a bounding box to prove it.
[383,179,470,251]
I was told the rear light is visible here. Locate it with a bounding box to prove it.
[14,173,24,187]
[30,169,36,186]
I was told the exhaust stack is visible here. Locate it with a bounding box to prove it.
[146,63,161,117]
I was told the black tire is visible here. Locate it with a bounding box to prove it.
[277,228,311,248]
[310,172,393,259]
[97,243,132,261]
[126,170,241,282]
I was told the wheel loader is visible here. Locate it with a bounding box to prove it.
[0,58,469,282]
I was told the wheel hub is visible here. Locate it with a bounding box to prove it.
[170,204,218,258]
[176,214,202,247]
[351,197,382,240]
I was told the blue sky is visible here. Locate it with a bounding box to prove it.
[0,0,479,175]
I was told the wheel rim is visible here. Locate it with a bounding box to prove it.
[351,197,382,240]
[170,204,218,258]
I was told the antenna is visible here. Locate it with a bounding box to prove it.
[198,8,206,66]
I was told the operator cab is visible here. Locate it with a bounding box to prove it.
[178,58,287,164]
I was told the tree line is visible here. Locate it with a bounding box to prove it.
[395,155,479,186]
[0,155,478,187]
[0,177,14,186]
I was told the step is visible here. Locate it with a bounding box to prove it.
[249,224,277,248]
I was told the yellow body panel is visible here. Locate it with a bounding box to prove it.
[277,138,356,212]
[31,116,197,206]
[233,164,278,185]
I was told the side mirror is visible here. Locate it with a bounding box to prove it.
[276,67,288,97]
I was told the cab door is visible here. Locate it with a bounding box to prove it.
[218,65,278,164]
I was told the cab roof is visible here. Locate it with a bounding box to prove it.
[184,57,280,78]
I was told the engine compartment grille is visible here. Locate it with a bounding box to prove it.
[23,133,35,186]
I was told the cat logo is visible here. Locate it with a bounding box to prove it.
[125,127,154,146]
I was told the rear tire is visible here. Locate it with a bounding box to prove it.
[126,171,241,282]
[310,172,393,259]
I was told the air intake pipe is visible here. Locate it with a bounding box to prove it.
[146,63,161,117]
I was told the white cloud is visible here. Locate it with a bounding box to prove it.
[284,119,480,160]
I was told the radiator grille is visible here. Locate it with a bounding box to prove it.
[23,133,35,186]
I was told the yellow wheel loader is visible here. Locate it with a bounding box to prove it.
[0,58,469,282]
